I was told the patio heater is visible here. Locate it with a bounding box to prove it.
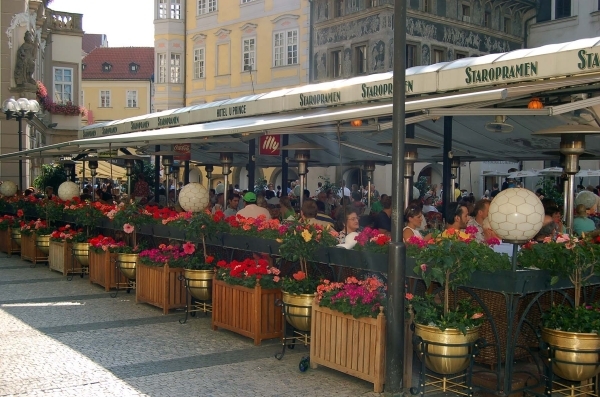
[379,138,439,208]
[118,155,141,198]
[280,143,324,208]
[89,161,98,200]
[350,160,389,209]
[432,149,474,202]
[534,125,600,231]
[205,165,214,189]
[206,148,246,206]
[162,155,174,203]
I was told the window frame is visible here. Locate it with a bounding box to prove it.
[432,46,446,64]
[555,0,571,19]
[126,90,138,108]
[170,0,181,19]
[197,0,217,15]
[242,37,256,72]
[352,43,367,75]
[193,48,205,79]
[406,42,419,68]
[158,53,167,83]
[454,51,468,60]
[273,29,299,67]
[483,11,491,27]
[170,53,182,83]
[329,48,343,78]
[422,0,431,13]
[241,0,255,3]
[99,90,111,108]
[53,66,73,104]
[503,16,511,34]
[158,0,168,19]
[461,3,471,22]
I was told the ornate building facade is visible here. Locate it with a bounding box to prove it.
[1,0,83,186]
[311,0,535,82]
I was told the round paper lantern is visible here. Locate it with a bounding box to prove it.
[57,181,80,201]
[178,183,210,213]
[575,190,597,210]
[488,188,545,243]
[0,181,18,197]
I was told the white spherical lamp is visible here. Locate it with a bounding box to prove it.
[215,183,224,194]
[0,181,18,197]
[488,188,545,243]
[58,181,80,201]
[178,183,210,213]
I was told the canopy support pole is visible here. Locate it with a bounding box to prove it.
[386,0,407,393]
[281,135,289,197]
[154,146,160,203]
[248,139,256,191]
[442,116,453,208]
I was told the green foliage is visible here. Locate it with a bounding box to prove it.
[171,253,216,270]
[112,201,154,229]
[72,204,104,231]
[542,303,600,335]
[33,164,67,193]
[536,177,563,208]
[318,176,338,194]
[281,270,321,294]
[130,162,156,196]
[414,176,430,199]
[278,219,338,263]
[407,295,486,335]
[39,200,64,226]
[254,179,268,195]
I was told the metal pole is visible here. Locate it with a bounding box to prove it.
[565,174,575,232]
[281,135,289,197]
[18,116,23,191]
[184,160,190,185]
[248,139,256,191]
[442,116,453,209]
[154,145,160,203]
[386,0,406,392]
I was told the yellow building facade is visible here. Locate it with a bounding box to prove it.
[82,47,154,124]
[154,0,309,109]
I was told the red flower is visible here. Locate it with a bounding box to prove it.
[205,255,214,264]
[182,242,195,255]
[16,210,23,218]
[292,271,306,281]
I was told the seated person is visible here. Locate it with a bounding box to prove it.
[80,188,92,201]
[573,204,595,236]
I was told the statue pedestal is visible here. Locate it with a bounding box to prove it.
[9,85,37,100]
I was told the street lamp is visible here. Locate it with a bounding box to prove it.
[2,97,40,191]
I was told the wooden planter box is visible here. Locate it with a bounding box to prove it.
[89,250,126,291]
[48,240,74,275]
[310,302,386,393]
[212,278,282,345]
[0,228,19,255]
[136,262,186,314]
[20,232,48,265]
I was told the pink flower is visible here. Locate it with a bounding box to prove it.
[183,242,195,255]
[405,293,413,300]
[471,312,484,319]
[465,225,478,235]
[123,223,134,234]
[420,263,427,271]
[273,276,280,283]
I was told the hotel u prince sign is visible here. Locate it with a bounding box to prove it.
[259,135,280,156]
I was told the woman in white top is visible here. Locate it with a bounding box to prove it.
[403,205,431,242]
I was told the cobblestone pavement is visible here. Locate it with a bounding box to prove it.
[1,255,406,397]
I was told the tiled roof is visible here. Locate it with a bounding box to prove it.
[82,47,154,80]
[82,33,106,54]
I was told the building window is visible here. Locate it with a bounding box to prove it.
[126,90,138,108]
[158,53,167,83]
[406,44,417,68]
[158,0,168,18]
[102,62,112,72]
[53,67,72,104]
[334,0,343,17]
[274,29,298,67]
[194,48,205,78]
[243,38,256,71]
[241,0,255,3]
[100,90,111,108]
[504,17,511,34]
[198,0,217,15]
[483,11,491,27]
[432,48,445,63]
[170,53,181,83]
[354,45,367,74]
[348,0,358,13]
[461,4,471,22]
[171,0,181,19]
[129,63,139,73]
[330,50,342,78]
[555,0,571,19]
[423,0,431,12]
[455,52,467,59]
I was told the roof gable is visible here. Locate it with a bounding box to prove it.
[82,47,154,80]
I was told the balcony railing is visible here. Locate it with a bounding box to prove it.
[48,11,83,33]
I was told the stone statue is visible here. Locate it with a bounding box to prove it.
[14,31,36,86]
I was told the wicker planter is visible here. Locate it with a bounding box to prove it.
[310,302,386,393]
[542,328,600,382]
[136,262,186,314]
[89,250,126,291]
[0,228,19,254]
[212,278,282,345]
[21,232,48,264]
[48,240,74,275]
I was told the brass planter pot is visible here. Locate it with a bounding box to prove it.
[282,291,314,332]
[117,253,138,281]
[36,234,51,255]
[72,242,90,266]
[184,269,214,301]
[541,327,600,382]
[414,323,480,375]
[11,229,21,246]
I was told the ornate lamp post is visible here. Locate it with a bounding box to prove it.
[207,148,246,206]
[117,155,142,197]
[2,97,40,191]
[205,165,214,188]
[280,143,324,208]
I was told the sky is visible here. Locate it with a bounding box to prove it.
[50,0,154,47]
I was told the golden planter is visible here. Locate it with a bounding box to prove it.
[282,291,313,332]
[72,242,90,266]
[542,327,600,382]
[184,269,214,301]
[117,253,138,281]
